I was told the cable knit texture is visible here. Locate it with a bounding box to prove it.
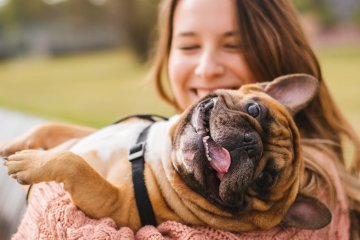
[13,148,350,240]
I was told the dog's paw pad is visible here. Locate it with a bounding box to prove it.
[10,173,18,179]
[10,173,30,185]
[17,178,29,185]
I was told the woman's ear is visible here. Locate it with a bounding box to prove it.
[282,194,332,229]
[260,74,319,115]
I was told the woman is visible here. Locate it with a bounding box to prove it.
[150,1,360,237]
[2,0,360,239]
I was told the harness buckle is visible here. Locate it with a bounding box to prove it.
[129,142,145,161]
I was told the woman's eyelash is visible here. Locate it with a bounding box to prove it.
[178,45,200,50]
[178,44,241,50]
[223,44,241,49]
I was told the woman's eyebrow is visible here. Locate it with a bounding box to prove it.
[173,31,239,38]
[224,31,240,37]
[174,32,196,38]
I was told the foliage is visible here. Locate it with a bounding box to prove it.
[0,0,160,61]
[352,5,360,23]
[119,0,160,61]
[293,0,340,27]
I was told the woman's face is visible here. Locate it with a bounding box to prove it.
[168,0,254,110]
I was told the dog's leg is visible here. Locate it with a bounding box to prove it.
[0,122,95,157]
[4,149,122,221]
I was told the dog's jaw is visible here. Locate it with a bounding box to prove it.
[191,97,231,180]
[171,94,265,212]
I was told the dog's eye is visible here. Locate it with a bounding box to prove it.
[247,103,261,117]
[256,171,274,189]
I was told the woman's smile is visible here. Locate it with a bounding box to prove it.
[168,0,254,111]
[190,86,238,99]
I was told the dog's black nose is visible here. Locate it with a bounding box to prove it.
[244,133,252,142]
[243,132,258,144]
[241,132,263,161]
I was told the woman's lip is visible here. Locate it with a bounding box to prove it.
[191,87,231,91]
[191,85,239,91]
[191,86,239,98]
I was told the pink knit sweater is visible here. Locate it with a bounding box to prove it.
[13,150,350,240]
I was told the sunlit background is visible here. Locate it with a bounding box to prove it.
[0,1,359,239]
[0,0,359,129]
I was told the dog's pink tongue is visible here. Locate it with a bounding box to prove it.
[204,136,231,173]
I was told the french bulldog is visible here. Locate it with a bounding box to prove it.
[1,74,331,232]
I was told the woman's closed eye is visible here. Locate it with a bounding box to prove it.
[178,45,200,51]
[223,43,241,51]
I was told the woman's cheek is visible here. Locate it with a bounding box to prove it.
[169,54,184,91]
[168,52,195,108]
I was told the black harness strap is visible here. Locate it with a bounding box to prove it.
[126,114,168,226]
[128,124,156,226]
[113,114,168,125]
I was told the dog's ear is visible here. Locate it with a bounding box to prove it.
[260,74,319,115]
[282,194,332,229]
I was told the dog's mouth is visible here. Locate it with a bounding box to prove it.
[191,97,231,181]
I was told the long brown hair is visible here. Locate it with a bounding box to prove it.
[148,0,360,236]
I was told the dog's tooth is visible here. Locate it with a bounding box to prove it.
[204,141,209,150]
[204,144,209,153]
[212,97,218,106]
[202,136,212,162]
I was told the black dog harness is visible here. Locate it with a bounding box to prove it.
[115,114,168,226]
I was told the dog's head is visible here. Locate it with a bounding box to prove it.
[171,74,331,230]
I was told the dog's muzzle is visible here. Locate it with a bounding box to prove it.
[191,97,232,180]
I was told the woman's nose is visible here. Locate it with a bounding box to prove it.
[195,52,224,80]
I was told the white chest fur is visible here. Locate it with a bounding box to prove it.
[69,115,180,163]
[70,121,150,162]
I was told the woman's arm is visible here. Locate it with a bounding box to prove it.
[0,122,96,157]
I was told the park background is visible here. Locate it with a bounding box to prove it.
[0,0,359,239]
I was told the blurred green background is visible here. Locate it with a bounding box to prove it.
[0,0,359,133]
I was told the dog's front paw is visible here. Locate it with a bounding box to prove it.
[0,125,48,158]
[0,137,43,158]
[4,149,51,185]
[0,140,24,158]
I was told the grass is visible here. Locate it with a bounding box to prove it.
[0,49,173,127]
[0,46,359,133]
[316,46,360,133]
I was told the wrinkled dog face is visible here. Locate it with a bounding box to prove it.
[172,87,299,213]
[171,74,324,228]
